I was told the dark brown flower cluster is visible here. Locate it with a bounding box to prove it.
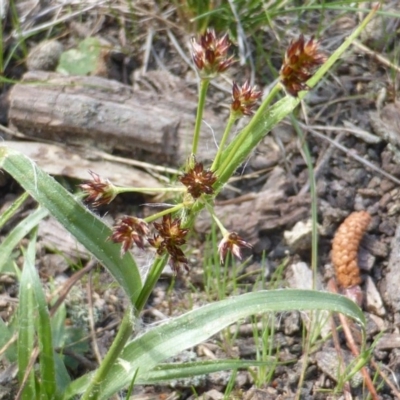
[110,216,150,257]
[218,232,252,264]
[231,81,262,117]
[191,28,235,78]
[280,34,327,97]
[149,214,189,272]
[179,162,217,199]
[79,171,117,207]
[111,213,189,272]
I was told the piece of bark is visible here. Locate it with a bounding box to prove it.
[2,140,162,190]
[8,71,225,165]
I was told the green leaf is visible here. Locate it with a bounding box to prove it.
[54,353,72,395]
[0,316,16,362]
[0,146,142,305]
[136,359,275,385]
[18,240,36,399]
[57,37,102,76]
[0,207,49,272]
[24,230,57,398]
[0,191,29,230]
[64,290,365,399]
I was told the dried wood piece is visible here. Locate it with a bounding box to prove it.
[331,211,371,288]
[8,71,225,165]
[2,140,162,190]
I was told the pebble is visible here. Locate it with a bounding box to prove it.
[364,276,386,316]
[27,40,64,71]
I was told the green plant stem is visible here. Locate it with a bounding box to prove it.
[211,113,237,171]
[216,82,281,179]
[135,254,169,314]
[113,187,185,196]
[291,115,318,288]
[191,79,210,156]
[206,202,227,236]
[144,203,185,224]
[81,307,135,400]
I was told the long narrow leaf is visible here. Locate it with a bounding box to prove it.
[0,191,29,230]
[0,146,142,305]
[18,242,36,399]
[0,207,49,272]
[136,359,276,385]
[64,289,365,399]
[24,230,57,399]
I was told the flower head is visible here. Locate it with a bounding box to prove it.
[280,34,327,97]
[231,81,262,117]
[149,214,189,273]
[218,232,252,264]
[191,28,235,78]
[169,246,189,273]
[79,171,117,207]
[179,162,217,199]
[110,216,150,256]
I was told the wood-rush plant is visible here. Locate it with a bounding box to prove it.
[0,6,378,400]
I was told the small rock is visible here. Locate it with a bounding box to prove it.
[364,276,386,316]
[198,389,224,400]
[365,312,386,337]
[284,219,315,252]
[283,311,300,336]
[315,347,363,388]
[376,333,400,350]
[27,40,63,71]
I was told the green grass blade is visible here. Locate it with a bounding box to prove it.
[0,146,142,305]
[64,289,365,399]
[136,359,275,385]
[0,191,30,230]
[24,230,57,398]
[0,207,49,272]
[54,352,72,395]
[18,241,37,399]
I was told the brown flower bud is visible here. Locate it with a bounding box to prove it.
[231,81,262,117]
[280,34,327,97]
[191,28,235,79]
[148,214,189,273]
[110,216,150,256]
[331,211,371,288]
[179,162,217,199]
[218,232,252,264]
[79,170,117,207]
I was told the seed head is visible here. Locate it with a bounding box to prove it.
[191,28,235,78]
[280,34,327,97]
[331,211,371,288]
[179,162,217,199]
[231,81,262,117]
[149,214,189,272]
[79,171,117,207]
[168,246,189,273]
[218,232,252,264]
[110,216,150,256]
